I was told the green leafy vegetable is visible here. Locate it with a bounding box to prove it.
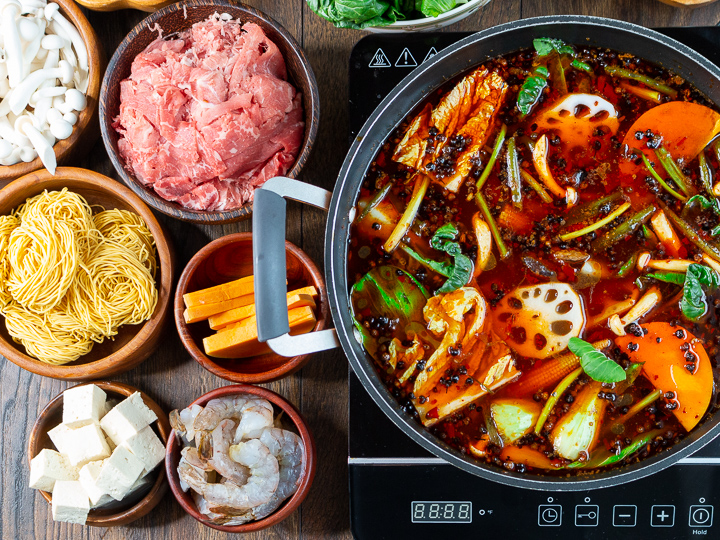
[429,223,473,293]
[646,271,686,285]
[401,245,452,277]
[306,0,465,29]
[517,66,549,117]
[681,263,720,321]
[533,37,574,57]
[568,337,626,383]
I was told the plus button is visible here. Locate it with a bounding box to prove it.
[658,511,670,521]
[651,505,676,527]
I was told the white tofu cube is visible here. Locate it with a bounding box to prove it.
[64,423,111,467]
[62,384,107,428]
[121,426,165,476]
[95,446,144,501]
[100,392,157,446]
[47,423,74,455]
[51,481,89,525]
[78,461,109,506]
[29,449,78,492]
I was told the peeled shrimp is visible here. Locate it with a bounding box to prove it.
[170,404,203,444]
[193,492,253,526]
[251,428,304,520]
[193,396,249,436]
[199,419,250,486]
[203,439,280,510]
[233,398,274,442]
[178,448,211,494]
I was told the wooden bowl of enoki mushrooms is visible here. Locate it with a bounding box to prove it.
[0,0,105,183]
[0,167,173,380]
[165,384,316,533]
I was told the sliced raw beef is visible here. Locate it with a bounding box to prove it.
[114,15,304,211]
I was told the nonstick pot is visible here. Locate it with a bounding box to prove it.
[251,15,720,491]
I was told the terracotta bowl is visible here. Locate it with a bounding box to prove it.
[99,0,319,224]
[175,232,328,383]
[28,381,171,527]
[165,384,316,533]
[0,0,106,184]
[0,167,174,380]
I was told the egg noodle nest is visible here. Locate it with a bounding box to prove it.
[0,189,158,365]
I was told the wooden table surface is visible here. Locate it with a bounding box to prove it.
[4,0,720,538]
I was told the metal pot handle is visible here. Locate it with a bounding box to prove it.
[252,177,341,357]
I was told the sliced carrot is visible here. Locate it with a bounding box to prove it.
[620,102,720,180]
[208,292,316,330]
[615,321,713,431]
[203,306,316,358]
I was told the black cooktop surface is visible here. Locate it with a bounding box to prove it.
[348,27,720,540]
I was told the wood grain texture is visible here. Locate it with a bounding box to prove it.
[4,0,720,539]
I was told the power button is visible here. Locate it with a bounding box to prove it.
[689,505,714,528]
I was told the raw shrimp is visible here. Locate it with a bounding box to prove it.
[170,404,203,444]
[199,419,250,486]
[249,428,304,520]
[193,396,249,436]
[178,449,210,494]
[193,492,253,526]
[233,398,274,442]
[203,439,280,510]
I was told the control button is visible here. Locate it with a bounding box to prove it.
[689,505,714,527]
[575,505,599,527]
[651,505,675,527]
[538,504,562,526]
[613,505,637,527]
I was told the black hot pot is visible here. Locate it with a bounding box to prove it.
[251,15,720,491]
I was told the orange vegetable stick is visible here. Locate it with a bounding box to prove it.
[203,306,316,359]
[615,322,713,432]
[183,275,254,307]
[183,293,254,324]
[208,293,317,330]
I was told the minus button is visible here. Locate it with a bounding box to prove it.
[613,505,637,527]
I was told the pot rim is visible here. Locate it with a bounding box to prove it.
[326,15,720,490]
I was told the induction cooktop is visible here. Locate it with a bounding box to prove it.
[347,28,720,540]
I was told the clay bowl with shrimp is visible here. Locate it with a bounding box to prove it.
[165,384,316,532]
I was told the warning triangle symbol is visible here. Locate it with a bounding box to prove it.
[423,47,439,63]
[369,48,391,68]
[395,47,417,67]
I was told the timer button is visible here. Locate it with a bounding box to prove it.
[538,504,562,527]
[689,505,714,528]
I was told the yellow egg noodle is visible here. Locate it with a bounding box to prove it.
[0,189,158,365]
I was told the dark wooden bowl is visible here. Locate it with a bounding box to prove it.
[0,167,174,380]
[0,0,106,184]
[99,0,319,224]
[174,233,328,383]
[165,384,316,533]
[28,381,170,527]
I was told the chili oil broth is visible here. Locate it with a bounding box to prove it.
[347,46,720,475]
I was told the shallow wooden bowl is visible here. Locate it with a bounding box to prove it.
[75,0,174,13]
[657,0,717,6]
[165,384,316,533]
[174,233,328,383]
[28,381,171,527]
[0,0,106,184]
[99,0,319,225]
[0,167,174,380]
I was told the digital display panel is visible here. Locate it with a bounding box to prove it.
[411,501,472,523]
